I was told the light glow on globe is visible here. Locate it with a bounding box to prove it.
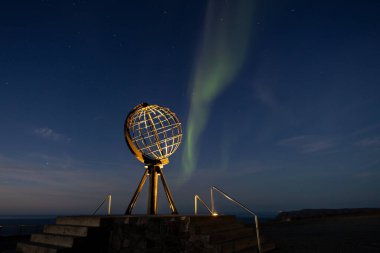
[125,103,182,164]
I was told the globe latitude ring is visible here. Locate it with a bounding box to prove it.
[124,102,183,166]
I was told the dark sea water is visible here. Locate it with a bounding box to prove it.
[0,216,56,236]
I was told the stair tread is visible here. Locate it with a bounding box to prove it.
[43,225,89,237]
[18,241,65,249]
[55,216,102,227]
[33,232,83,238]
[32,233,79,239]
[17,241,69,253]
[30,233,77,248]
[44,224,88,228]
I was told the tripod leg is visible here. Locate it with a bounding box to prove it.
[125,169,149,215]
[147,166,159,214]
[158,167,178,214]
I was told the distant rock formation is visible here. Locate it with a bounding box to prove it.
[276,208,380,221]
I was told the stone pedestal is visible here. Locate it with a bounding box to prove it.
[16,215,274,253]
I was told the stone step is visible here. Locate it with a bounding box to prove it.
[236,242,276,253]
[31,234,76,248]
[16,241,69,253]
[55,216,101,227]
[209,227,256,243]
[215,235,263,253]
[43,225,88,237]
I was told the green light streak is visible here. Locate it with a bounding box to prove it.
[182,0,254,179]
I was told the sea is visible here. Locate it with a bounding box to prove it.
[0,212,277,236]
[0,215,56,236]
[232,212,277,224]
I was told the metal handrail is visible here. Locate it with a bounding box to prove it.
[194,187,262,253]
[194,195,213,215]
[210,186,262,253]
[92,194,112,215]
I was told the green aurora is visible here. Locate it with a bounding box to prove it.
[182,0,255,179]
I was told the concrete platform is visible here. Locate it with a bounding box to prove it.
[16,215,275,253]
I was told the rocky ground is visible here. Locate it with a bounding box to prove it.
[261,215,380,253]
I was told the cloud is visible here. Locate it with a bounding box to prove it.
[356,137,380,147]
[350,123,380,137]
[0,152,133,214]
[34,127,71,143]
[278,135,334,153]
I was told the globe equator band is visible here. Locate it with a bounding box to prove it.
[141,134,182,153]
[132,129,182,146]
[130,123,182,142]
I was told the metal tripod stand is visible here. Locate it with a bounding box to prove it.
[125,164,178,215]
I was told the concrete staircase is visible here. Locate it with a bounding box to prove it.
[16,216,109,253]
[15,215,275,253]
[189,216,275,253]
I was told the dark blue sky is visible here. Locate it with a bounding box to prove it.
[0,0,379,215]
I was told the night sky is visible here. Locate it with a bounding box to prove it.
[1,0,379,215]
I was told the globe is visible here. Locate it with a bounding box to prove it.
[124,103,182,165]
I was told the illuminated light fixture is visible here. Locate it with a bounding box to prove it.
[124,103,182,215]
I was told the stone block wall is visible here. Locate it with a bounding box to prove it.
[107,216,213,253]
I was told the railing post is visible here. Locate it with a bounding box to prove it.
[108,194,112,215]
[93,194,112,215]
[255,215,262,253]
[210,187,215,214]
[194,195,213,215]
[194,195,198,215]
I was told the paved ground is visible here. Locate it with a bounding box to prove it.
[261,216,380,253]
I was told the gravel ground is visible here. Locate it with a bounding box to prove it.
[261,216,380,253]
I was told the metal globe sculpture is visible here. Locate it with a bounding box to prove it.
[124,103,182,215]
[125,103,182,166]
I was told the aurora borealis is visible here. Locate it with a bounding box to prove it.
[182,0,254,179]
